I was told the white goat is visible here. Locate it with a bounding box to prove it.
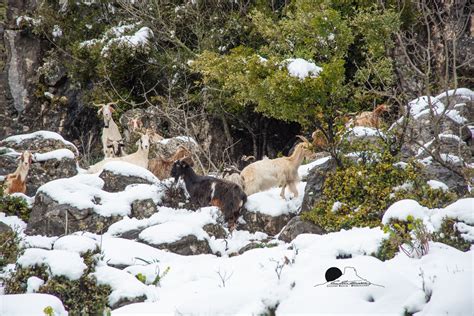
[95,101,124,158]
[88,134,150,173]
[240,137,313,198]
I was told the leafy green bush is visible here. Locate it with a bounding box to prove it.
[302,152,457,232]
[432,217,471,252]
[0,229,22,268]
[383,216,431,258]
[5,248,111,314]
[0,187,30,222]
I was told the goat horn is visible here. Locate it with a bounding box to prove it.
[107,101,119,106]
[296,135,310,144]
[93,102,105,107]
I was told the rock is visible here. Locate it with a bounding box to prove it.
[116,228,143,240]
[0,222,13,234]
[131,199,157,219]
[141,235,212,256]
[203,223,227,239]
[237,208,294,236]
[301,158,337,213]
[422,161,468,195]
[111,295,147,310]
[278,216,325,242]
[99,169,154,193]
[0,131,78,154]
[25,192,121,237]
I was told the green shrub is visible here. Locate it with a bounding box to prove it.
[383,216,431,258]
[5,248,111,314]
[0,186,31,222]
[0,228,22,268]
[302,152,457,232]
[432,217,471,252]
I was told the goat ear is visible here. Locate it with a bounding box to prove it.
[97,108,103,115]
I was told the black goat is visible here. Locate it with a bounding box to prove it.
[171,160,247,228]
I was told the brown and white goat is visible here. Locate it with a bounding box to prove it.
[148,145,193,180]
[171,160,247,229]
[3,151,34,195]
[95,101,125,158]
[88,134,150,173]
[346,104,390,129]
[240,137,313,198]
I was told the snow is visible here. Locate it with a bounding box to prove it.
[434,87,474,100]
[0,212,26,232]
[2,130,78,153]
[0,293,68,316]
[18,248,87,280]
[33,148,76,161]
[53,234,100,254]
[139,221,208,245]
[26,276,44,293]
[382,199,428,225]
[408,96,445,119]
[158,135,197,145]
[298,156,331,178]
[102,161,159,183]
[102,27,153,56]
[21,235,58,250]
[427,180,449,192]
[52,25,63,38]
[446,109,467,124]
[245,182,306,216]
[93,265,158,306]
[37,175,164,217]
[285,58,322,79]
[382,198,474,232]
[349,126,385,137]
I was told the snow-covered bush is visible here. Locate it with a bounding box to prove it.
[5,248,111,314]
[0,186,30,222]
[383,216,431,259]
[432,217,471,252]
[302,152,457,232]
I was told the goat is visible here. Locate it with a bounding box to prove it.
[240,136,313,198]
[171,160,247,229]
[3,151,34,195]
[88,134,150,173]
[346,104,390,129]
[311,130,328,152]
[95,101,124,158]
[148,145,193,180]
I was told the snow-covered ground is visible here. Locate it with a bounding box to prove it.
[0,158,472,315]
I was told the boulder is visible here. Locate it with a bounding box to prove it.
[111,295,147,310]
[278,216,325,242]
[0,131,78,154]
[301,158,337,213]
[140,234,212,256]
[203,223,227,239]
[0,221,13,234]
[131,199,157,219]
[422,161,468,195]
[237,208,294,236]
[99,169,154,193]
[25,192,122,237]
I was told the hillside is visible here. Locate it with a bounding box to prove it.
[0,1,473,315]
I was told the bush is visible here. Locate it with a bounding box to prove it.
[5,248,111,314]
[0,229,22,269]
[383,216,431,259]
[0,187,31,222]
[432,217,471,252]
[302,152,457,232]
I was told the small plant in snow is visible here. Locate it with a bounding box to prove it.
[384,216,431,258]
[43,306,54,316]
[216,268,233,288]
